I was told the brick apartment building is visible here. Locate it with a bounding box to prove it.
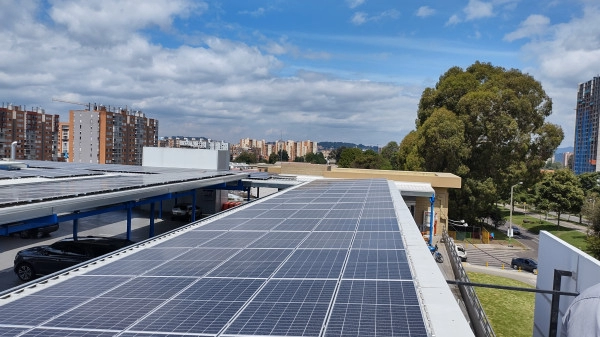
[237,138,318,161]
[0,104,59,161]
[69,106,158,165]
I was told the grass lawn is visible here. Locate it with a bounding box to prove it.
[468,272,535,337]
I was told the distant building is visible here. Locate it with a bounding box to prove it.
[58,122,69,161]
[574,77,600,174]
[0,103,59,161]
[69,106,158,165]
[235,138,318,161]
[158,136,229,150]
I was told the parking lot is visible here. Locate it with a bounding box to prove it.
[0,209,187,292]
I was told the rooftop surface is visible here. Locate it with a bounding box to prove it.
[0,178,472,336]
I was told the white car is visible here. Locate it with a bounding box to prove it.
[171,203,201,221]
[456,244,467,262]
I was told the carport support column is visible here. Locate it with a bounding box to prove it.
[72,211,80,240]
[149,203,155,237]
[549,269,573,337]
[429,194,435,245]
[126,204,132,241]
[191,190,197,222]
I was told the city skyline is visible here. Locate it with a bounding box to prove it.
[3,0,599,148]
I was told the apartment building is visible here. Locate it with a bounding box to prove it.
[58,122,69,161]
[0,104,59,161]
[236,138,318,161]
[158,136,229,150]
[69,106,158,165]
[574,76,600,174]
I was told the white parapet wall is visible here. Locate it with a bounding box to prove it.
[533,231,600,337]
[142,147,230,171]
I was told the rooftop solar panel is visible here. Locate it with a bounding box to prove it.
[0,178,435,337]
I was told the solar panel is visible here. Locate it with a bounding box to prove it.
[0,179,431,336]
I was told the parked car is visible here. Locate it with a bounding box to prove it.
[6,223,60,239]
[13,236,135,282]
[171,203,201,221]
[456,244,467,262]
[511,257,538,273]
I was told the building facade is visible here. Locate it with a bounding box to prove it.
[235,138,318,162]
[574,76,600,174]
[69,106,158,165]
[0,104,59,161]
[158,136,229,150]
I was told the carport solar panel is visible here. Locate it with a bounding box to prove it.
[0,179,430,337]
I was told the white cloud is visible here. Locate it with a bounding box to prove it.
[464,0,494,20]
[239,7,266,17]
[49,0,204,45]
[504,14,550,42]
[416,6,435,18]
[446,14,461,26]
[350,9,399,26]
[0,0,416,144]
[347,0,365,9]
[351,12,368,25]
[515,3,600,147]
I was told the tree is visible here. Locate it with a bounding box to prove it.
[268,152,279,164]
[401,61,563,223]
[352,149,392,170]
[327,146,346,163]
[278,150,289,162]
[587,203,600,259]
[534,170,585,228]
[381,141,400,169]
[304,152,327,164]
[338,148,362,168]
[235,151,257,164]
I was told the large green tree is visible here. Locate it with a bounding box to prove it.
[534,170,585,228]
[381,141,400,169]
[402,61,564,222]
[235,151,257,164]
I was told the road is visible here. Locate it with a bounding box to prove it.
[0,209,187,293]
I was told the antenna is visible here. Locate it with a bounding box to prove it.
[51,98,91,110]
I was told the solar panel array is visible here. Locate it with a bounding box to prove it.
[0,161,235,207]
[0,179,428,336]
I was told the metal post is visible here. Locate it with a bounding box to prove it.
[429,194,435,245]
[509,182,522,247]
[126,206,132,241]
[149,203,155,237]
[549,269,573,337]
[192,189,197,222]
[73,218,78,240]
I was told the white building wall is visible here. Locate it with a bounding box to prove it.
[142,147,230,170]
[533,231,600,337]
[72,111,100,163]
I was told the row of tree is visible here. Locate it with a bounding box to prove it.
[234,150,327,165]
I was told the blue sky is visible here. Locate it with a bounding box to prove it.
[2,0,599,148]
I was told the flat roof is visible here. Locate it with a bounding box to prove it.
[0,178,473,336]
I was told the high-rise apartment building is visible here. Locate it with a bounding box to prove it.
[58,122,69,161]
[574,77,600,174]
[236,138,318,162]
[69,106,158,165]
[0,104,59,161]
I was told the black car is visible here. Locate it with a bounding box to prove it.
[512,226,522,236]
[511,257,538,273]
[14,236,135,282]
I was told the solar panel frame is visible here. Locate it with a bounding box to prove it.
[0,178,434,337]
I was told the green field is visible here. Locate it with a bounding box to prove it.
[468,272,535,337]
